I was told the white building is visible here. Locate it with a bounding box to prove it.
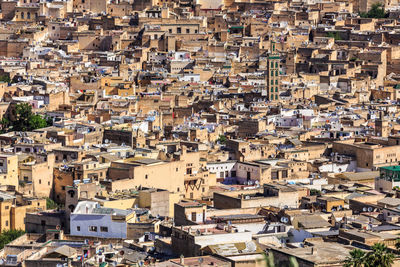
[206,161,237,180]
[70,201,134,239]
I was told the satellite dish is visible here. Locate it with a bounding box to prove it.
[245,241,257,252]
[105,139,109,144]
[368,207,373,212]
[363,207,367,212]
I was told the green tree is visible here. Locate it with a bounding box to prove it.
[0,75,11,84]
[262,252,299,267]
[360,3,387,18]
[0,229,25,249]
[29,114,48,130]
[364,243,395,267]
[46,197,58,210]
[326,32,342,40]
[265,252,275,267]
[14,103,34,131]
[0,103,49,133]
[310,189,321,196]
[395,239,400,250]
[217,135,227,144]
[344,249,366,267]
[0,117,9,133]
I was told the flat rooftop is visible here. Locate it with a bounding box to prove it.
[272,242,353,265]
[169,255,229,266]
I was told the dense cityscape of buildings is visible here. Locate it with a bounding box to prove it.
[0,0,399,265]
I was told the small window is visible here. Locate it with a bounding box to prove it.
[62,186,66,190]
[39,179,41,184]
[5,206,9,210]
[77,226,81,231]
[89,226,97,232]
[100,226,108,232]
[145,174,148,179]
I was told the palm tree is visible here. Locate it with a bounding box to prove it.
[344,248,366,267]
[395,239,400,251]
[364,243,395,267]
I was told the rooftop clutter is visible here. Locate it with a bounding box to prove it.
[0,0,400,265]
